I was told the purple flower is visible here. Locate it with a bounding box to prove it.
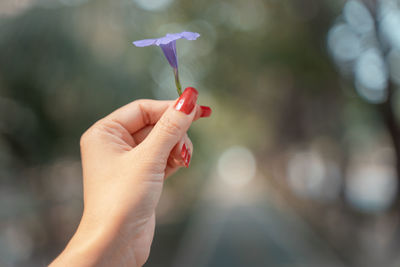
[133,31,200,95]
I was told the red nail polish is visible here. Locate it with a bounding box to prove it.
[174,87,198,114]
[185,149,191,168]
[200,106,212,118]
[181,144,187,162]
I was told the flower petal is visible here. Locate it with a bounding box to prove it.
[160,41,178,69]
[132,38,158,47]
[180,31,201,40]
[133,31,200,47]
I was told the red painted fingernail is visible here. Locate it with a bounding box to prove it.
[185,149,191,168]
[174,87,198,114]
[200,106,212,118]
[181,144,187,162]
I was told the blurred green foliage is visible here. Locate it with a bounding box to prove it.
[2,0,400,266]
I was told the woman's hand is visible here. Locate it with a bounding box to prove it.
[51,87,211,267]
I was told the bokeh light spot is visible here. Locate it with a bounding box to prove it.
[217,146,256,187]
[344,0,374,34]
[345,164,397,213]
[354,48,388,103]
[381,8,400,50]
[133,0,173,11]
[287,151,341,201]
[328,24,362,62]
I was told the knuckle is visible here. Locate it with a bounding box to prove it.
[184,135,194,153]
[79,122,103,148]
[131,99,146,107]
[80,130,90,148]
[136,100,152,125]
[189,142,194,154]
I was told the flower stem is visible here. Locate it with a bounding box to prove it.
[174,68,182,96]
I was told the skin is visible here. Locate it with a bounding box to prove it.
[50,98,204,267]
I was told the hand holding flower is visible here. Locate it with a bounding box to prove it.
[51,87,211,267]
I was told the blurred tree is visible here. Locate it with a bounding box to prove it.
[328,0,400,209]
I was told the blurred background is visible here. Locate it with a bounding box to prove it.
[1,0,400,266]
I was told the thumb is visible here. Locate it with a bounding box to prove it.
[139,87,198,160]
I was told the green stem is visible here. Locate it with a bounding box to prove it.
[174,68,182,96]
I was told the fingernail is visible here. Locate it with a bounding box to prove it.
[181,144,188,162]
[174,87,198,114]
[200,106,212,118]
[185,149,191,168]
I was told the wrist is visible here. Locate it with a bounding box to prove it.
[51,213,139,267]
